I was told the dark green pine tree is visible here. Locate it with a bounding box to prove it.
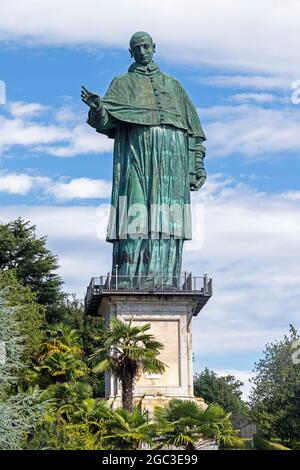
[0,218,64,318]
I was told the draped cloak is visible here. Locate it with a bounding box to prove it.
[87,61,206,282]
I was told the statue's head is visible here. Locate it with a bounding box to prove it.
[129,31,156,66]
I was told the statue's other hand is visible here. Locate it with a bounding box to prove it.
[81,85,102,111]
[190,176,206,191]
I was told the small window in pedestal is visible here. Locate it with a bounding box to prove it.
[145,372,161,379]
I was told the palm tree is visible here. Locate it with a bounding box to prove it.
[38,323,83,360]
[40,381,93,421]
[102,406,154,450]
[91,317,165,411]
[154,400,234,450]
[39,351,88,382]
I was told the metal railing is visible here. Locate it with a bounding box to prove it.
[85,273,212,312]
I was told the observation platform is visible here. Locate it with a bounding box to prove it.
[84,273,212,317]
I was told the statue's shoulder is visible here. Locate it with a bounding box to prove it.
[110,72,135,85]
[159,72,185,90]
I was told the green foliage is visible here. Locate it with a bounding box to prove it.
[154,399,235,450]
[39,322,83,359]
[38,351,88,381]
[0,270,44,379]
[36,324,88,385]
[0,290,24,394]
[29,421,102,450]
[40,381,93,419]
[52,294,85,330]
[81,315,106,398]
[0,290,43,449]
[253,435,291,450]
[0,218,63,314]
[91,317,165,410]
[249,325,300,448]
[0,392,43,450]
[220,437,252,450]
[194,368,248,421]
[46,296,106,397]
[30,401,152,450]
[102,406,153,450]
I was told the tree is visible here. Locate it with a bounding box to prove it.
[194,368,248,421]
[249,325,300,448]
[102,407,153,450]
[38,322,83,360]
[40,382,93,422]
[0,218,63,315]
[154,399,234,450]
[38,351,88,383]
[91,317,165,411]
[35,320,88,386]
[0,290,42,449]
[0,270,44,382]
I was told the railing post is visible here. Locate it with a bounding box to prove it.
[203,272,208,293]
[115,264,118,291]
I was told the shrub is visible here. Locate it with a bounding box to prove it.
[220,437,252,450]
[253,435,291,450]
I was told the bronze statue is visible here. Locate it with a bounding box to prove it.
[82,32,206,287]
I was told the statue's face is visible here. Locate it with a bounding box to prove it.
[130,36,155,65]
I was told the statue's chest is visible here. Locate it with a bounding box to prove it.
[128,75,178,112]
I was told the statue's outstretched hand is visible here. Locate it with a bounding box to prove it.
[81,85,102,111]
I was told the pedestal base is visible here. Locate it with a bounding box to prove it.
[97,293,206,412]
[108,395,207,414]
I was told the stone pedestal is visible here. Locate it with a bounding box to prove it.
[96,293,207,412]
[85,274,212,413]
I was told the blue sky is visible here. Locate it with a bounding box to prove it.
[1,0,300,397]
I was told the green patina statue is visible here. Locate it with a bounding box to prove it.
[81,31,206,287]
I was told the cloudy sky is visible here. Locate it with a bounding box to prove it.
[1,0,300,398]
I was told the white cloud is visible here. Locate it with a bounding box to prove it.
[228,93,279,104]
[54,105,81,124]
[0,102,113,156]
[40,124,113,157]
[1,1,300,76]
[199,75,291,90]
[8,101,48,117]
[199,104,300,158]
[0,115,71,151]
[281,191,300,201]
[0,80,5,105]
[48,177,111,200]
[0,171,111,200]
[0,172,39,195]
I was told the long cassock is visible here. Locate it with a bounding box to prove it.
[87,60,206,287]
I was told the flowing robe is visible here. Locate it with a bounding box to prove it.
[87,61,206,286]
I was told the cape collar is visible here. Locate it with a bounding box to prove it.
[128,61,160,76]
